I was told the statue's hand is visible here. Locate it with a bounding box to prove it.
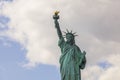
[53,11,60,20]
[83,51,86,55]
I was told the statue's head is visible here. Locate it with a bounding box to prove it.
[64,29,77,44]
[66,33,74,43]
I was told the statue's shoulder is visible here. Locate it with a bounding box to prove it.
[73,44,82,53]
[73,44,79,48]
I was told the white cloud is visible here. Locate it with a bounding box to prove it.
[82,53,120,80]
[82,65,104,80]
[0,0,120,79]
[1,0,61,66]
[98,54,120,80]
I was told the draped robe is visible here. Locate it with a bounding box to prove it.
[58,37,86,80]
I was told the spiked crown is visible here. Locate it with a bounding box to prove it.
[63,29,78,38]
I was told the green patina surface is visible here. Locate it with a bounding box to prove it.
[53,12,86,80]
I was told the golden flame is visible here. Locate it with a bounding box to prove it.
[54,11,59,15]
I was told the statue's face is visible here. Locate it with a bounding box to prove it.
[66,34,74,42]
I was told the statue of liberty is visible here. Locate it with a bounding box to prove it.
[53,11,86,80]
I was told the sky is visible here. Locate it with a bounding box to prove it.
[0,0,120,80]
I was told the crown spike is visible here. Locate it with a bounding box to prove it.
[63,31,66,34]
[66,29,69,33]
[73,32,76,34]
[74,35,78,36]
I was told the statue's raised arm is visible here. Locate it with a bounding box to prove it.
[53,11,63,39]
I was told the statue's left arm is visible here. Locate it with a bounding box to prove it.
[79,51,86,69]
[76,46,86,69]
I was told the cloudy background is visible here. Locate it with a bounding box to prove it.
[0,0,120,80]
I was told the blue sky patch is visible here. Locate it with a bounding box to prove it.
[0,15,10,30]
[0,15,10,24]
[98,61,112,69]
[0,0,13,2]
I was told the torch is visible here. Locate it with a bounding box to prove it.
[53,11,60,20]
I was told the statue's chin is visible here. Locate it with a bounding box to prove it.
[66,40,74,45]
